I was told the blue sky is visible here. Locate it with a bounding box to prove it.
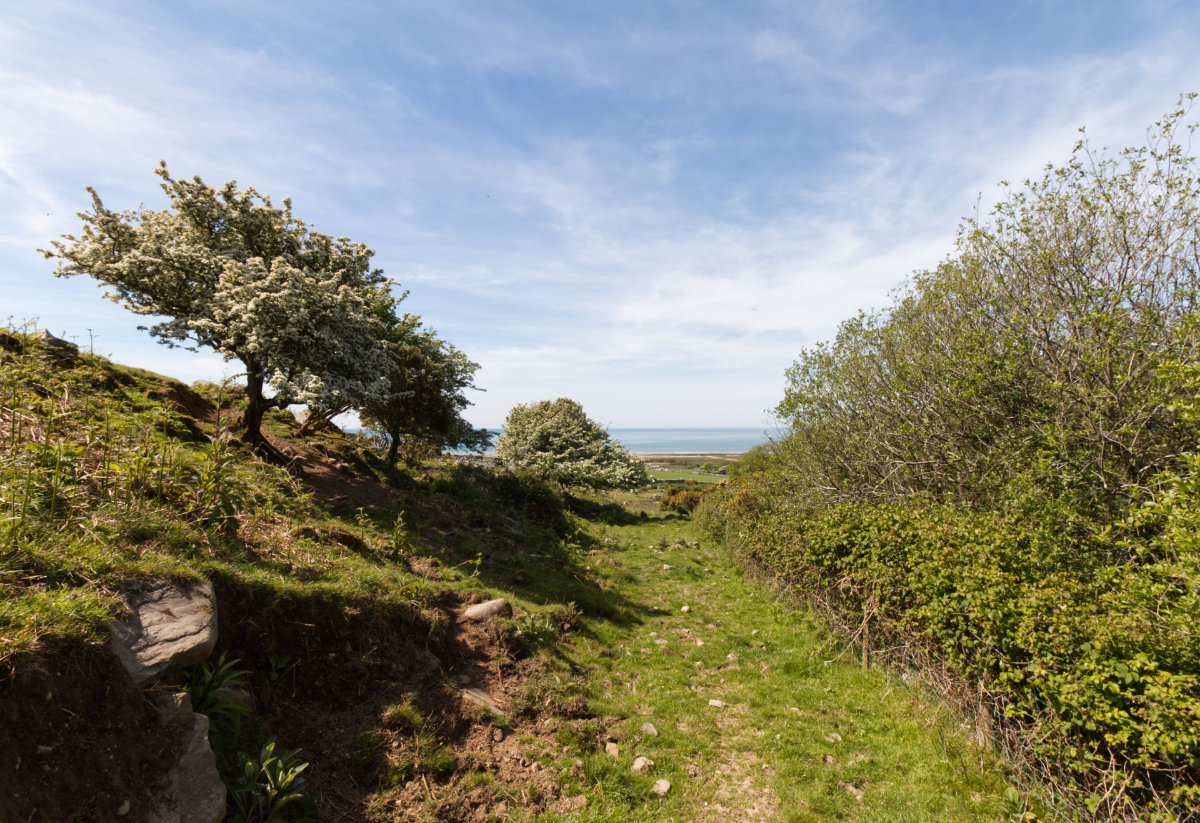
[3,1,1199,427]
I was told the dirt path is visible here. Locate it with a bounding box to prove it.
[562,505,1013,822]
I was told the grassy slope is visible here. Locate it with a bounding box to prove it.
[0,335,1019,821]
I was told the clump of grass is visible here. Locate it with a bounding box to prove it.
[382,701,426,731]
[350,729,384,778]
[187,653,252,754]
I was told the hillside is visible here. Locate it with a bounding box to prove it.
[0,328,609,821]
[0,329,1019,821]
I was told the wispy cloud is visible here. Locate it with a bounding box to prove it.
[4,1,1200,427]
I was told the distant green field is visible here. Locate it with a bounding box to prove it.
[642,454,735,485]
[647,468,722,484]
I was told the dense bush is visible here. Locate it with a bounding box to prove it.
[775,101,1200,522]
[701,100,1200,820]
[659,481,721,514]
[701,479,1198,817]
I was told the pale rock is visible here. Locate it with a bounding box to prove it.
[462,598,512,621]
[461,687,503,714]
[33,328,78,353]
[839,781,864,803]
[708,699,726,708]
[148,693,225,823]
[605,741,620,758]
[824,732,843,744]
[641,722,659,737]
[680,605,690,613]
[631,756,654,776]
[111,581,217,684]
[652,779,671,796]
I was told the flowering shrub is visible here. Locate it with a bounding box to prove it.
[495,398,647,490]
[659,481,722,514]
[44,163,395,443]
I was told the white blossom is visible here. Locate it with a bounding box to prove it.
[45,162,397,442]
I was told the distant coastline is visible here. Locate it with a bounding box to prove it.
[459,427,769,456]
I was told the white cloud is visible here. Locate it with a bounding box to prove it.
[5,1,1200,428]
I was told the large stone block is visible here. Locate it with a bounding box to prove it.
[111,581,218,684]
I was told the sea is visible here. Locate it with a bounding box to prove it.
[610,427,768,454]
[458,427,770,455]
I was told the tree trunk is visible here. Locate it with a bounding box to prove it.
[243,361,268,445]
[297,404,350,436]
[386,426,400,465]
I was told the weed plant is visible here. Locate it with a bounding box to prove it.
[227,740,316,823]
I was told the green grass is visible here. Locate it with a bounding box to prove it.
[642,455,737,469]
[528,503,1020,822]
[646,470,721,483]
[643,455,732,484]
[0,336,445,667]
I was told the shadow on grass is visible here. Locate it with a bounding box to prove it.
[409,464,644,629]
[562,493,644,526]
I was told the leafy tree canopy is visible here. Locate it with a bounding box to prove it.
[495,398,647,490]
[359,299,490,464]
[44,162,394,444]
[775,96,1200,519]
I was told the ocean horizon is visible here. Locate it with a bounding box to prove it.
[457,427,771,455]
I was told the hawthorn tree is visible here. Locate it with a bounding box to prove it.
[44,163,393,445]
[495,398,647,490]
[359,301,490,464]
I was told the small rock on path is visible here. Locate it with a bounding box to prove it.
[631,756,654,776]
[462,598,512,621]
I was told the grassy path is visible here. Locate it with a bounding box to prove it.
[544,502,1013,822]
